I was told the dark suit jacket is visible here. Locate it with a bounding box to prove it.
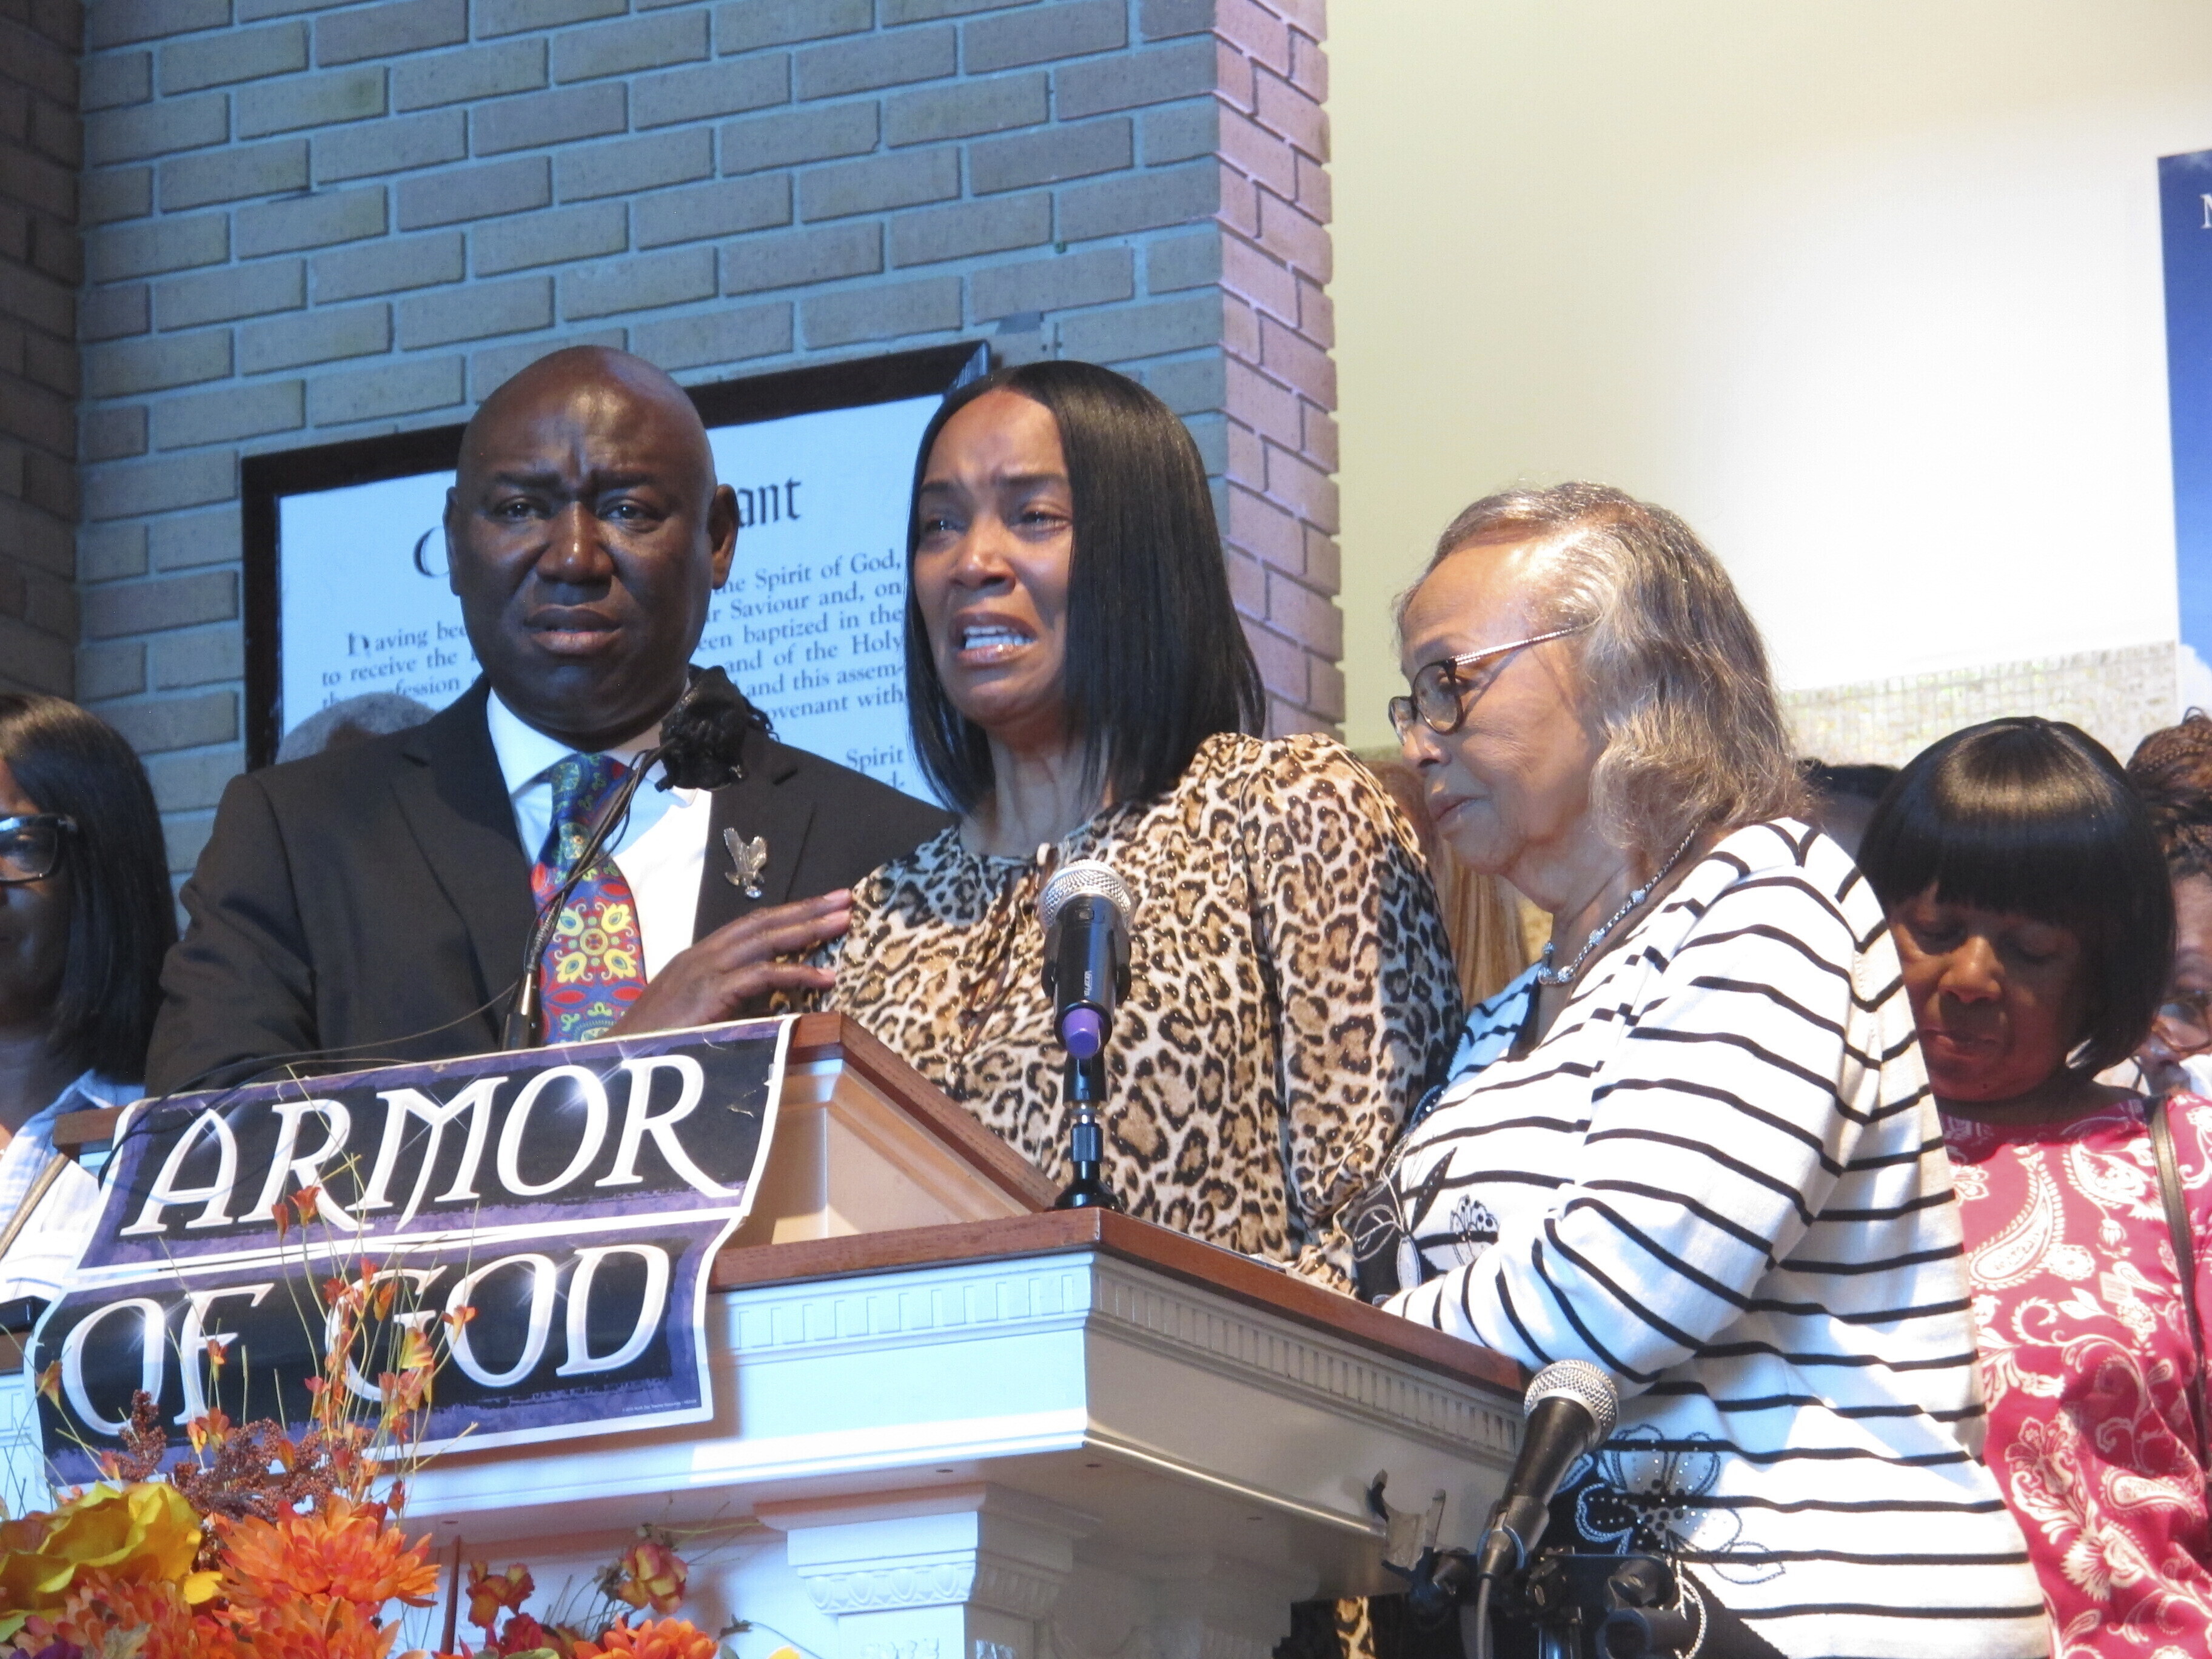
[146,679,950,1096]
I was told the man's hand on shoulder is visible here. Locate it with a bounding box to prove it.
[609,890,850,1036]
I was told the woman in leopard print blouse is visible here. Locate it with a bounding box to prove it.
[817,361,1459,1290]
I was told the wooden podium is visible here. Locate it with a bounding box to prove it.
[27,1016,1525,1659]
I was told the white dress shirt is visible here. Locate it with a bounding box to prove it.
[485,690,714,980]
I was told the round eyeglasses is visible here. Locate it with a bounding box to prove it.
[1387,623,1592,740]
[0,814,76,884]
[2154,986,2212,1057]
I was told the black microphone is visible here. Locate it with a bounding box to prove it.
[1038,860,1133,1060]
[1473,1359,1620,1584]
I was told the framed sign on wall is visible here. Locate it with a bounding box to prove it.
[240,341,987,798]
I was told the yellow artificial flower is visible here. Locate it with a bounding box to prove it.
[0,1483,215,1638]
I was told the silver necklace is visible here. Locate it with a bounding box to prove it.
[1533,828,1701,987]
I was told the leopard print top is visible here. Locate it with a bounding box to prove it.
[819,732,1461,1290]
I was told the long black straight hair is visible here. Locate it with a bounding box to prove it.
[902,360,1267,814]
[0,695,176,1082]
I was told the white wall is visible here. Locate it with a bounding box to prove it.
[1331,1,2212,751]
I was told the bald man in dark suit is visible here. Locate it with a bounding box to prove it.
[148,347,946,1094]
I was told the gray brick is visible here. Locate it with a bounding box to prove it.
[634,175,789,249]
[631,302,791,371]
[306,355,466,425]
[105,692,239,756]
[236,187,386,258]
[1056,289,1219,361]
[238,303,391,373]
[0,265,73,348]
[634,57,788,129]
[1142,101,1214,165]
[555,129,713,203]
[240,0,373,16]
[84,167,152,226]
[1146,227,1219,292]
[474,84,626,156]
[472,201,628,276]
[152,628,246,692]
[478,0,625,33]
[885,72,1045,147]
[156,260,306,330]
[397,276,554,347]
[1057,158,1217,240]
[83,52,153,112]
[85,330,232,398]
[317,0,468,66]
[889,192,1048,266]
[1139,0,1212,39]
[886,0,1033,18]
[87,0,230,49]
[316,110,468,183]
[721,221,879,295]
[799,149,958,220]
[87,94,226,165]
[471,329,625,399]
[801,275,961,347]
[76,640,146,702]
[144,748,246,814]
[797,28,956,100]
[159,141,309,212]
[971,245,1131,319]
[161,21,308,93]
[236,67,387,139]
[84,406,149,463]
[972,117,1130,194]
[561,248,716,320]
[150,506,242,570]
[396,156,550,231]
[80,565,227,637]
[83,284,151,341]
[151,380,306,449]
[87,214,229,282]
[1054,38,1212,118]
[313,232,467,301]
[722,102,876,176]
[715,0,870,52]
[392,38,546,110]
[552,10,708,82]
[83,452,236,521]
[78,523,148,583]
[967,0,1125,73]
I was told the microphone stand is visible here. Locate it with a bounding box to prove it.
[1054,1050,1120,1210]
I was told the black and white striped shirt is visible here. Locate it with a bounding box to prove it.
[1386,821,2047,1658]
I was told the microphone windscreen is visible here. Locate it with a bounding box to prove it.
[1523,1358,1620,1440]
[1039,859,1136,930]
[657,666,761,791]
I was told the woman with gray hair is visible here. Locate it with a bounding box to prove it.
[1358,485,2043,1657]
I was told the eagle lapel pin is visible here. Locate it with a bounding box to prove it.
[723,829,768,899]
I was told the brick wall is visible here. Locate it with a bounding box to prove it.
[70,0,1338,874]
[1,0,82,699]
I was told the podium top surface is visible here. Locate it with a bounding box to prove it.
[710,1206,1523,1398]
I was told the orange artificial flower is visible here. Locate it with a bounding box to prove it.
[218,1493,440,1613]
[572,1617,717,1659]
[466,1560,537,1631]
[611,1537,687,1615]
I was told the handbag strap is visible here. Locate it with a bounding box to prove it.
[2148,1093,2212,1464]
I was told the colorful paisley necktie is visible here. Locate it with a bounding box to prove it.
[530,754,647,1045]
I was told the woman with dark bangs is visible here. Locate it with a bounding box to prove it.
[1859,716,2212,1654]
[0,694,174,1312]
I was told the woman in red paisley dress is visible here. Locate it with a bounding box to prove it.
[1860,717,2212,1658]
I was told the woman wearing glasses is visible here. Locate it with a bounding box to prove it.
[0,694,173,1309]
[821,360,1459,1288]
[1356,484,2042,1657]
[1858,718,2212,1654]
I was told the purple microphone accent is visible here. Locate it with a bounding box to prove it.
[1061,1005,1105,1059]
